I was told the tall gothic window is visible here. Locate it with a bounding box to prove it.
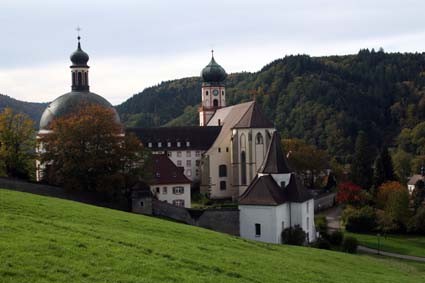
[256,133,264,144]
[219,165,227,177]
[241,151,247,185]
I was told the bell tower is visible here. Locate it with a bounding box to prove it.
[70,34,90,92]
[199,50,227,126]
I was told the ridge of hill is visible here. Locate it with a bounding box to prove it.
[117,50,425,162]
[0,93,48,124]
[0,189,424,282]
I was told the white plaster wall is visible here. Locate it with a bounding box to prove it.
[239,205,278,243]
[290,200,316,242]
[150,183,191,208]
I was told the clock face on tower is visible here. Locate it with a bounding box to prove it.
[213,89,219,96]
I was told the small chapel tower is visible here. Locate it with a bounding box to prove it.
[199,51,227,126]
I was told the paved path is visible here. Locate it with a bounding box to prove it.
[358,245,425,262]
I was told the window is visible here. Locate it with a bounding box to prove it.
[206,91,209,96]
[213,99,219,107]
[148,142,152,148]
[256,133,264,144]
[195,151,200,157]
[155,172,160,178]
[280,181,286,188]
[156,187,160,194]
[177,160,182,166]
[222,90,224,96]
[158,142,162,148]
[226,147,229,152]
[173,187,184,194]
[167,142,171,147]
[173,199,185,207]
[140,201,144,207]
[218,119,221,126]
[241,151,247,185]
[177,151,182,157]
[177,142,181,147]
[282,221,285,231]
[219,165,227,177]
[196,160,200,166]
[162,187,167,194]
[306,202,309,214]
[218,147,221,153]
[195,169,199,176]
[240,134,246,148]
[186,169,192,176]
[186,160,191,166]
[220,181,226,191]
[186,151,191,157]
[255,223,261,237]
[186,141,190,147]
[306,217,310,231]
[167,152,172,157]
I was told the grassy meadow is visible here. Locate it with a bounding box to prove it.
[0,189,424,283]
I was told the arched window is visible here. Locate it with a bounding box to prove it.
[84,72,88,85]
[220,181,226,191]
[213,99,218,107]
[206,91,209,96]
[72,72,76,85]
[77,72,82,86]
[241,151,247,185]
[240,134,246,149]
[256,133,264,144]
[219,165,227,177]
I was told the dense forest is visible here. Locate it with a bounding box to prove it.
[0,94,47,124]
[118,50,425,170]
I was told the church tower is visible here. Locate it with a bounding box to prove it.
[70,35,90,91]
[199,51,227,126]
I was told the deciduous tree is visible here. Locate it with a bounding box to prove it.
[0,108,35,179]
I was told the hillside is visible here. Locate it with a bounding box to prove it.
[0,94,48,124]
[0,189,424,283]
[117,50,425,163]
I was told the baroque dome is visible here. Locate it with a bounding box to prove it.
[39,91,120,130]
[201,55,227,83]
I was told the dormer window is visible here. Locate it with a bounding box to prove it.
[177,142,181,147]
[186,141,190,147]
[158,142,162,148]
[280,181,286,188]
[156,172,160,178]
[167,142,171,147]
[148,142,152,148]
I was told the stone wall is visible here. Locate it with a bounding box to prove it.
[314,192,336,212]
[152,199,194,224]
[195,209,239,235]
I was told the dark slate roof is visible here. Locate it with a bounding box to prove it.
[233,102,274,129]
[258,131,292,174]
[239,175,287,205]
[39,91,120,130]
[239,174,312,205]
[151,154,191,185]
[408,174,424,185]
[285,174,313,203]
[126,126,221,151]
[70,37,89,67]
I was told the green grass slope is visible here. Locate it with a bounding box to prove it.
[0,189,424,283]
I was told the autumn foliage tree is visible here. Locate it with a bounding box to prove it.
[336,182,367,206]
[377,181,410,231]
[0,108,35,179]
[39,104,151,206]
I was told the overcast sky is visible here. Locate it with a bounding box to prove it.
[1,0,425,105]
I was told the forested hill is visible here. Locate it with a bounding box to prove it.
[0,94,48,123]
[117,50,425,162]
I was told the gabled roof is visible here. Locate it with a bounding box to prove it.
[126,126,221,151]
[408,174,424,185]
[239,175,287,205]
[239,174,312,205]
[233,101,274,129]
[258,131,292,174]
[151,154,191,185]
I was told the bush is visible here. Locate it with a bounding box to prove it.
[329,231,344,246]
[315,215,328,237]
[281,225,306,246]
[344,206,377,233]
[314,238,332,250]
[342,236,358,254]
[407,206,425,234]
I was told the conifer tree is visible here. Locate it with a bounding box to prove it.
[351,131,373,189]
[373,146,396,188]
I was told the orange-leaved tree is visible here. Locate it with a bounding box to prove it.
[39,104,151,206]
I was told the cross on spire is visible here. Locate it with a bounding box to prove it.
[76,26,81,41]
[211,49,214,58]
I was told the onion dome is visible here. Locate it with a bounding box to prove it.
[70,36,89,67]
[201,51,227,83]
